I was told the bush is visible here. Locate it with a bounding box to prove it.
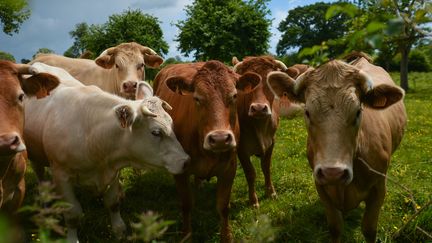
[389,49,431,72]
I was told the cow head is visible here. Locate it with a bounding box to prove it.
[113,96,188,174]
[232,56,298,118]
[166,61,260,152]
[0,61,59,155]
[95,42,164,99]
[267,60,404,185]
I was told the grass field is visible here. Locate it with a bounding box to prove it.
[16,72,432,242]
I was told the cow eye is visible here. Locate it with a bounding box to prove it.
[151,129,162,137]
[137,63,144,69]
[18,93,25,103]
[354,108,362,125]
[115,64,119,69]
[305,110,310,119]
[194,96,201,105]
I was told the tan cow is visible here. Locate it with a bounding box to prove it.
[267,55,407,242]
[0,61,59,212]
[24,62,189,242]
[32,42,163,99]
[153,61,260,242]
[231,56,304,207]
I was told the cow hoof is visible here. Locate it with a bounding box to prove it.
[252,202,260,209]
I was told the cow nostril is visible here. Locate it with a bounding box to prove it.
[133,82,137,88]
[208,135,216,145]
[11,135,20,146]
[342,169,350,181]
[316,167,324,180]
[262,105,268,112]
[225,134,232,144]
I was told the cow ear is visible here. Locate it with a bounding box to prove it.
[135,81,153,100]
[144,54,164,68]
[95,55,115,69]
[362,84,404,109]
[114,105,136,129]
[21,73,60,99]
[267,71,305,103]
[166,76,194,95]
[236,72,261,93]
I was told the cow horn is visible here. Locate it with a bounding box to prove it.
[139,46,157,56]
[161,100,172,111]
[293,68,314,95]
[99,46,117,57]
[274,60,288,71]
[232,61,243,73]
[141,105,157,117]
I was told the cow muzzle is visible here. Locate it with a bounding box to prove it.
[121,81,138,97]
[0,132,26,155]
[203,130,236,152]
[313,164,353,185]
[248,103,271,118]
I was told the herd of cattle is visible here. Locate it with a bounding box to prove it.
[0,42,406,243]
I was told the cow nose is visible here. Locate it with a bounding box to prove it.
[249,103,270,117]
[0,133,26,154]
[121,81,138,93]
[204,130,236,152]
[314,165,352,185]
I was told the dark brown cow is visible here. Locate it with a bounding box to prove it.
[268,55,407,242]
[0,60,59,212]
[231,56,304,207]
[153,61,260,242]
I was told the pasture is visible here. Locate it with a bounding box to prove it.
[16,72,432,242]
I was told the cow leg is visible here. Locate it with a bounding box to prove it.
[174,173,193,239]
[238,151,259,208]
[362,181,385,243]
[261,143,276,199]
[103,175,126,239]
[216,162,236,243]
[53,173,83,243]
[323,204,343,243]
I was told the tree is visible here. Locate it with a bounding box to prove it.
[64,23,90,58]
[175,0,272,62]
[0,50,15,61]
[0,0,30,35]
[277,1,352,57]
[66,9,169,58]
[32,48,55,59]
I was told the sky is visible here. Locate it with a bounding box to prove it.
[0,0,336,62]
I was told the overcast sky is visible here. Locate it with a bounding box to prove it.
[0,0,335,62]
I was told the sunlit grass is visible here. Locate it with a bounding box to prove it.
[18,72,431,242]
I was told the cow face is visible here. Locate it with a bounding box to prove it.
[114,97,189,174]
[95,42,163,99]
[267,60,404,186]
[166,61,260,153]
[0,61,59,155]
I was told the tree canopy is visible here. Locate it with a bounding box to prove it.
[0,0,30,35]
[65,9,169,58]
[0,50,15,61]
[175,0,272,62]
[277,1,352,57]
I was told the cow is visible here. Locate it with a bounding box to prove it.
[153,61,260,242]
[24,62,189,242]
[231,55,305,207]
[0,60,59,212]
[32,42,164,99]
[267,54,407,242]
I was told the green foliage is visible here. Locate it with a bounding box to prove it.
[0,0,30,35]
[128,211,175,242]
[32,48,55,59]
[276,1,352,57]
[390,49,432,72]
[67,9,168,58]
[243,214,276,243]
[175,0,271,62]
[0,50,15,61]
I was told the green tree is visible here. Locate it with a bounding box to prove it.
[67,9,169,57]
[64,22,90,58]
[277,1,352,57]
[32,48,55,59]
[0,0,30,35]
[175,0,271,62]
[0,50,15,61]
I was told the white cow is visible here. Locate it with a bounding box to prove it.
[24,62,189,242]
[32,42,164,99]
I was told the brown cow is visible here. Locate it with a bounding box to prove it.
[231,56,304,207]
[267,55,407,242]
[0,60,59,212]
[153,61,260,242]
[32,42,163,99]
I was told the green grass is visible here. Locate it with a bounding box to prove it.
[18,72,432,242]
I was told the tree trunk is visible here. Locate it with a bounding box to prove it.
[399,45,410,91]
